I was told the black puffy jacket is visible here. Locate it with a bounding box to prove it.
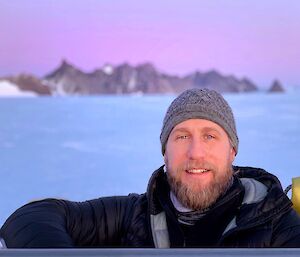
[1,166,300,248]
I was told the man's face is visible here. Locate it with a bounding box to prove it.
[164,119,236,210]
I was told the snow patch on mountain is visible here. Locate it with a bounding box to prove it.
[102,64,114,75]
[0,80,37,97]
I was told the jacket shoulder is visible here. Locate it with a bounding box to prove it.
[271,208,300,247]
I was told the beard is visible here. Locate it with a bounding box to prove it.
[166,159,233,211]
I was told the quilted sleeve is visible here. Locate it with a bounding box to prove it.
[0,195,139,248]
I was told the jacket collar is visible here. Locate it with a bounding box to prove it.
[147,165,292,247]
[147,165,292,229]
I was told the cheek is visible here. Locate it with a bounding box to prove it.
[211,145,235,167]
[164,148,185,172]
[164,142,182,164]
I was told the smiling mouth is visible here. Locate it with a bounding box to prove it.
[186,169,209,174]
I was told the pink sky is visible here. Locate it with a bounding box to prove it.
[1,0,300,87]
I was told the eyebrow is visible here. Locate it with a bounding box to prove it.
[170,127,190,135]
[201,127,222,135]
[171,126,222,136]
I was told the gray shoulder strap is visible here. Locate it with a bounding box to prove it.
[0,237,7,249]
[150,212,170,248]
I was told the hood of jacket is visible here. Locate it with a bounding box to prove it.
[232,166,292,230]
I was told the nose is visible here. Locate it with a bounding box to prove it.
[187,138,207,160]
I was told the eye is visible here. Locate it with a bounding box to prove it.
[176,135,189,140]
[204,134,215,140]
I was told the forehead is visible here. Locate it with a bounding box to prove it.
[171,119,226,134]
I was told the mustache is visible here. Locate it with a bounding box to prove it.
[177,160,216,172]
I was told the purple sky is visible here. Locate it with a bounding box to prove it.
[1,0,300,87]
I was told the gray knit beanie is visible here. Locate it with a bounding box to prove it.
[160,88,238,155]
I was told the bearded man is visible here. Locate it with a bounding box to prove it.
[1,88,300,248]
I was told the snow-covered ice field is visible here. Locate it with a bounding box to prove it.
[0,92,299,225]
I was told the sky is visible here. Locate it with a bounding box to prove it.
[0,0,300,88]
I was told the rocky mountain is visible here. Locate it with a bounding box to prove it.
[1,74,52,95]
[44,60,258,95]
[268,80,285,93]
[183,70,257,93]
[0,60,259,95]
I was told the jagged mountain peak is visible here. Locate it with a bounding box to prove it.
[268,79,285,93]
[57,59,79,72]
[136,62,157,72]
[116,62,134,69]
[206,69,221,76]
[44,59,84,79]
